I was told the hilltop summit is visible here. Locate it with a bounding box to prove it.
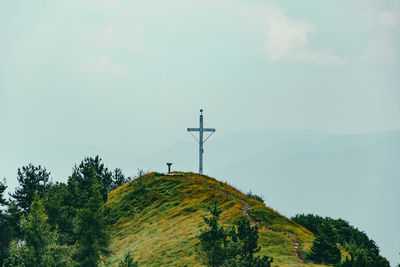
[105,172,323,266]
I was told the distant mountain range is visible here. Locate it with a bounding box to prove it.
[129,130,400,265]
[1,130,398,264]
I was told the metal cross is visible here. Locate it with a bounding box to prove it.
[187,109,216,174]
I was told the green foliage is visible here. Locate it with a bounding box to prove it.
[42,182,76,245]
[21,193,51,262]
[292,214,378,252]
[68,156,113,207]
[292,214,389,266]
[132,169,148,192]
[4,202,22,239]
[198,201,228,267]
[247,192,264,204]
[4,240,33,266]
[3,194,74,267]
[118,252,138,267]
[0,179,13,265]
[2,158,121,266]
[198,202,273,267]
[10,164,51,214]
[1,199,24,265]
[133,176,146,192]
[105,172,308,266]
[308,224,341,264]
[63,156,119,248]
[74,178,110,267]
[110,168,130,191]
[226,218,273,267]
[339,243,390,267]
[0,179,7,207]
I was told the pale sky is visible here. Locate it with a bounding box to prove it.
[0,1,399,172]
[1,0,399,171]
[1,0,399,152]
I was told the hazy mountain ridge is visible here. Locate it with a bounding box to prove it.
[129,130,400,265]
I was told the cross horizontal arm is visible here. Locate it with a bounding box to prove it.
[187,128,216,132]
[187,128,200,132]
[203,128,216,132]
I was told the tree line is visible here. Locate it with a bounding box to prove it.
[4,156,391,266]
[0,156,272,267]
[0,156,130,266]
[292,214,391,266]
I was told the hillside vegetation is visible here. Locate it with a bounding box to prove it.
[105,172,325,267]
[0,158,390,266]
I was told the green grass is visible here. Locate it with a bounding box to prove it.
[103,172,328,266]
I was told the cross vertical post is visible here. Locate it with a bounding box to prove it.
[187,109,216,174]
[199,111,203,174]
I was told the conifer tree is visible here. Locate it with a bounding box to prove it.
[235,218,261,262]
[42,182,76,245]
[10,164,51,214]
[198,202,273,267]
[198,201,228,267]
[339,243,390,267]
[21,193,50,263]
[0,179,12,265]
[118,252,138,267]
[0,179,7,207]
[74,172,110,267]
[4,201,22,239]
[68,156,113,207]
[4,194,74,267]
[1,182,22,265]
[110,168,130,190]
[308,223,341,264]
[230,218,273,267]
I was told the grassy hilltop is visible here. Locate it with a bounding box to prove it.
[105,172,327,267]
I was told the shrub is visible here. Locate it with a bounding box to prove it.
[118,252,138,267]
[198,202,273,267]
[247,192,264,204]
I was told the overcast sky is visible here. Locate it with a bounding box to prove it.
[1,0,399,177]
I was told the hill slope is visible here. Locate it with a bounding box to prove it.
[126,131,399,264]
[105,172,326,266]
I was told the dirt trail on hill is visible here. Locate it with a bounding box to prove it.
[205,184,304,265]
[288,233,304,265]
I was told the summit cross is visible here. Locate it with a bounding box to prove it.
[187,109,216,174]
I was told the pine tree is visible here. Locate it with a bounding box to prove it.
[339,243,390,267]
[198,201,228,267]
[198,202,272,267]
[68,156,113,207]
[4,194,74,267]
[4,201,22,240]
[308,223,341,264]
[42,182,76,245]
[74,173,110,267]
[230,218,273,267]
[118,252,138,267]
[0,179,13,265]
[10,164,51,214]
[0,179,7,207]
[20,193,50,264]
[235,218,261,263]
[110,168,130,190]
